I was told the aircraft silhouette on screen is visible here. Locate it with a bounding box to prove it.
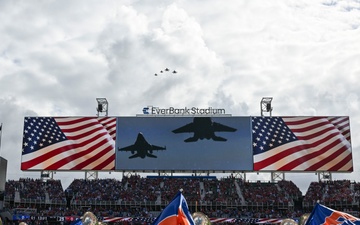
[172,117,237,142]
[118,132,166,159]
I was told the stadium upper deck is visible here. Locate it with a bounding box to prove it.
[3,176,358,211]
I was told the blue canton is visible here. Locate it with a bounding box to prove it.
[252,117,297,155]
[22,117,67,155]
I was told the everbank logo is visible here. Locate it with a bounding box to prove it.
[142,106,226,115]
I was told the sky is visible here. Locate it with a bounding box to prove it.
[0,0,360,195]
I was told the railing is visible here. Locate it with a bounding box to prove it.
[4,197,293,210]
[4,196,66,205]
[302,200,358,209]
[4,196,358,212]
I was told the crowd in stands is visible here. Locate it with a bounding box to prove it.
[68,178,123,202]
[240,181,287,206]
[322,180,353,204]
[3,176,359,221]
[303,180,355,207]
[161,177,200,202]
[121,176,160,202]
[5,178,65,202]
[354,182,360,203]
[203,177,241,204]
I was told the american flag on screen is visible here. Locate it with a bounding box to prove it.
[21,117,116,170]
[252,116,352,171]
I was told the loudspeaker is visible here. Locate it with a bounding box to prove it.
[98,104,103,112]
[266,103,271,112]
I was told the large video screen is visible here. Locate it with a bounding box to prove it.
[21,117,116,171]
[115,116,253,171]
[252,116,353,172]
[20,116,353,172]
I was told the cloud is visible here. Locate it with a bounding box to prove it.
[0,0,360,194]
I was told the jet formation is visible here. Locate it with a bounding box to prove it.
[154,68,177,76]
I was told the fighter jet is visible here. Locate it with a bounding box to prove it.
[118,132,166,159]
[172,70,177,74]
[172,117,237,142]
[165,68,170,71]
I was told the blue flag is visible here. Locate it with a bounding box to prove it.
[70,218,83,225]
[305,203,360,225]
[152,191,195,225]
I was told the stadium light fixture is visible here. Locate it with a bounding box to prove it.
[96,98,108,116]
[260,97,273,116]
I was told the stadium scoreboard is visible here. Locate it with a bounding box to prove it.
[20,116,353,172]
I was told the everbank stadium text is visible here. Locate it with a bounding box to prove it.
[150,107,226,115]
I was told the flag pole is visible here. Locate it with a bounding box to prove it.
[0,123,2,180]
[0,123,2,155]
